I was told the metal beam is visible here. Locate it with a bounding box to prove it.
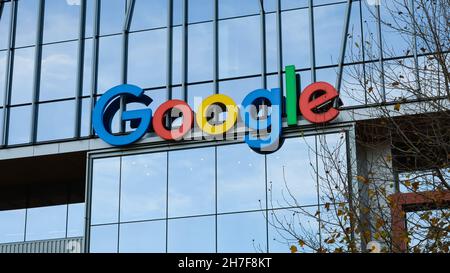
[167,0,174,101]
[30,0,45,143]
[308,0,316,82]
[213,0,219,94]
[259,0,267,89]
[89,0,101,136]
[180,0,187,101]
[123,0,135,32]
[1,0,17,146]
[335,0,353,103]
[410,0,421,96]
[119,0,135,133]
[375,3,386,102]
[276,0,283,95]
[75,0,87,138]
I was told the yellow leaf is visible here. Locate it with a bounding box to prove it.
[298,240,305,247]
[394,103,401,111]
[290,245,298,253]
[337,210,344,216]
[357,176,369,184]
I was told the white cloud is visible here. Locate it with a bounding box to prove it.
[66,0,81,6]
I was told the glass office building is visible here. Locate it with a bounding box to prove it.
[0,0,444,253]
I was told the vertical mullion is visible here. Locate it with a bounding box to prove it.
[167,0,174,101]
[359,0,368,105]
[375,4,386,102]
[264,154,269,253]
[275,0,283,95]
[335,0,353,108]
[308,0,316,83]
[259,0,267,89]
[89,0,100,136]
[344,130,356,250]
[2,0,17,147]
[315,136,322,251]
[165,152,169,253]
[117,156,122,253]
[410,0,421,96]
[213,0,218,94]
[214,146,218,253]
[75,0,87,138]
[30,0,45,144]
[180,0,187,101]
[120,0,134,133]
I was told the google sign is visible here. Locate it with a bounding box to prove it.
[93,65,340,154]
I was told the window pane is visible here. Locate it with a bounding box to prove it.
[188,0,213,23]
[217,144,266,213]
[89,224,118,253]
[0,209,26,243]
[100,0,125,35]
[15,0,38,47]
[120,153,167,222]
[97,35,121,94]
[0,51,6,106]
[168,147,215,217]
[91,157,121,225]
[11,47,35,105]
[267,137,318,208]
[25,205,67,241]
[219,0,259,19]
[188,22,213,83]
[37,100,75,142]
[119,221,166,253]
[314,3,346,66]
[128,29,167,89]
[282,9,310,69]
[40,42,78,101]
[218,211,267,253]
[0,1,11,50]
[168,216,215,253]
[131,0,167,31]
[43,0,80,43]
[8,105,31,145]
[219,16,261,78]
[67,203,85,238]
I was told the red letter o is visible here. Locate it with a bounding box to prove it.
[153,100,194,140]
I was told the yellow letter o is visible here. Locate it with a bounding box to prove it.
[196,94,238,135]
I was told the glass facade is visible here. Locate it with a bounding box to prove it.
[0,0,426,147]
[88,132,348,253]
